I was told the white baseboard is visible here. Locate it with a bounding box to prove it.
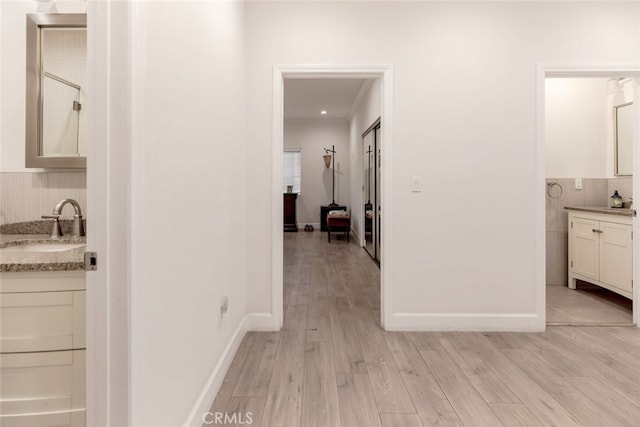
[350,227,361,243]
[182,312,279,427]
[182,316,248,427]
[385,313,544,332]
[246,313,278,331]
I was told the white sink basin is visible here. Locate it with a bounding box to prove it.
[0,243,85,253]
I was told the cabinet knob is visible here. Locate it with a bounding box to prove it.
[592,229,603,233]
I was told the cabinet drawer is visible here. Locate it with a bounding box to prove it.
[0,290,85,353]
[0,271,85,293]
[0,349,85,427]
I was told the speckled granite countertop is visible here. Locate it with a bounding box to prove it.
[0,232,86,273]
[0,219,85,235]
[565,206,634,217]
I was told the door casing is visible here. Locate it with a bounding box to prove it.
[536,65,640,328]
[273,65,394,330]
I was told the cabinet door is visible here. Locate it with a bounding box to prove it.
[570,217,600,280]
[0,350,85,427]
[283,193,298,232]
[600,221,633,292]
[0,290,85,353]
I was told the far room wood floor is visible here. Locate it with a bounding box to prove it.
[547,283,633,325]
[208,232,640,427]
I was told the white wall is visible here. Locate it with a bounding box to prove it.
[545,78,635,179]
[0,2,3,173]
[284,118,350,226]
[545,78,609,178]
[245,1,640,328]
[128,2,247,426]
[349,80,381,241]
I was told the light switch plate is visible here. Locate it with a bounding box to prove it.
[412,176,421,192]
[575,178,582,190]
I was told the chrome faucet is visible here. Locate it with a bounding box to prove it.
[42,198,85,238]
[41,214,63,239]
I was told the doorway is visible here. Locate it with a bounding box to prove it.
[538,67,640,327]
[272,65,394,330]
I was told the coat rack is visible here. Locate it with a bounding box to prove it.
[323,145,338,207]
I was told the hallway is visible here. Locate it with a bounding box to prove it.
[208,232,640,427]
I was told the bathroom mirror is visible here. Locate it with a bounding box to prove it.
[615,102,633,176]
[25,14,87,168]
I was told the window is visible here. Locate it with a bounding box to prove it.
[283,149,301,193]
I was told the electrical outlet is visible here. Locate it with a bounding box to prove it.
[575,178,582,190]
[220,296,229,315]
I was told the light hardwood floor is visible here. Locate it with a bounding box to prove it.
[207,232,640,427]
[547,283,633,325]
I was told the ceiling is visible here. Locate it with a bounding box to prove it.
[284,78,370,119]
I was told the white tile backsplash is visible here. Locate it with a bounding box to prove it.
[584,179,609,206]
[0,172,86,225]
[607,177,633,204]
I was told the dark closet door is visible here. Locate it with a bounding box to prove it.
[363,118,381,263]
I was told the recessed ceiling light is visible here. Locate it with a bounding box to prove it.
[321,110,327,115]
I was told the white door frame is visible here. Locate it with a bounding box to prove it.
[86,1,131,425]
[272,65,394,330]
[536,65,640,327]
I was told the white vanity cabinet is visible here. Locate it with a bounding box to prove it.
[568,210,633,299]
[0,271,86,427]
